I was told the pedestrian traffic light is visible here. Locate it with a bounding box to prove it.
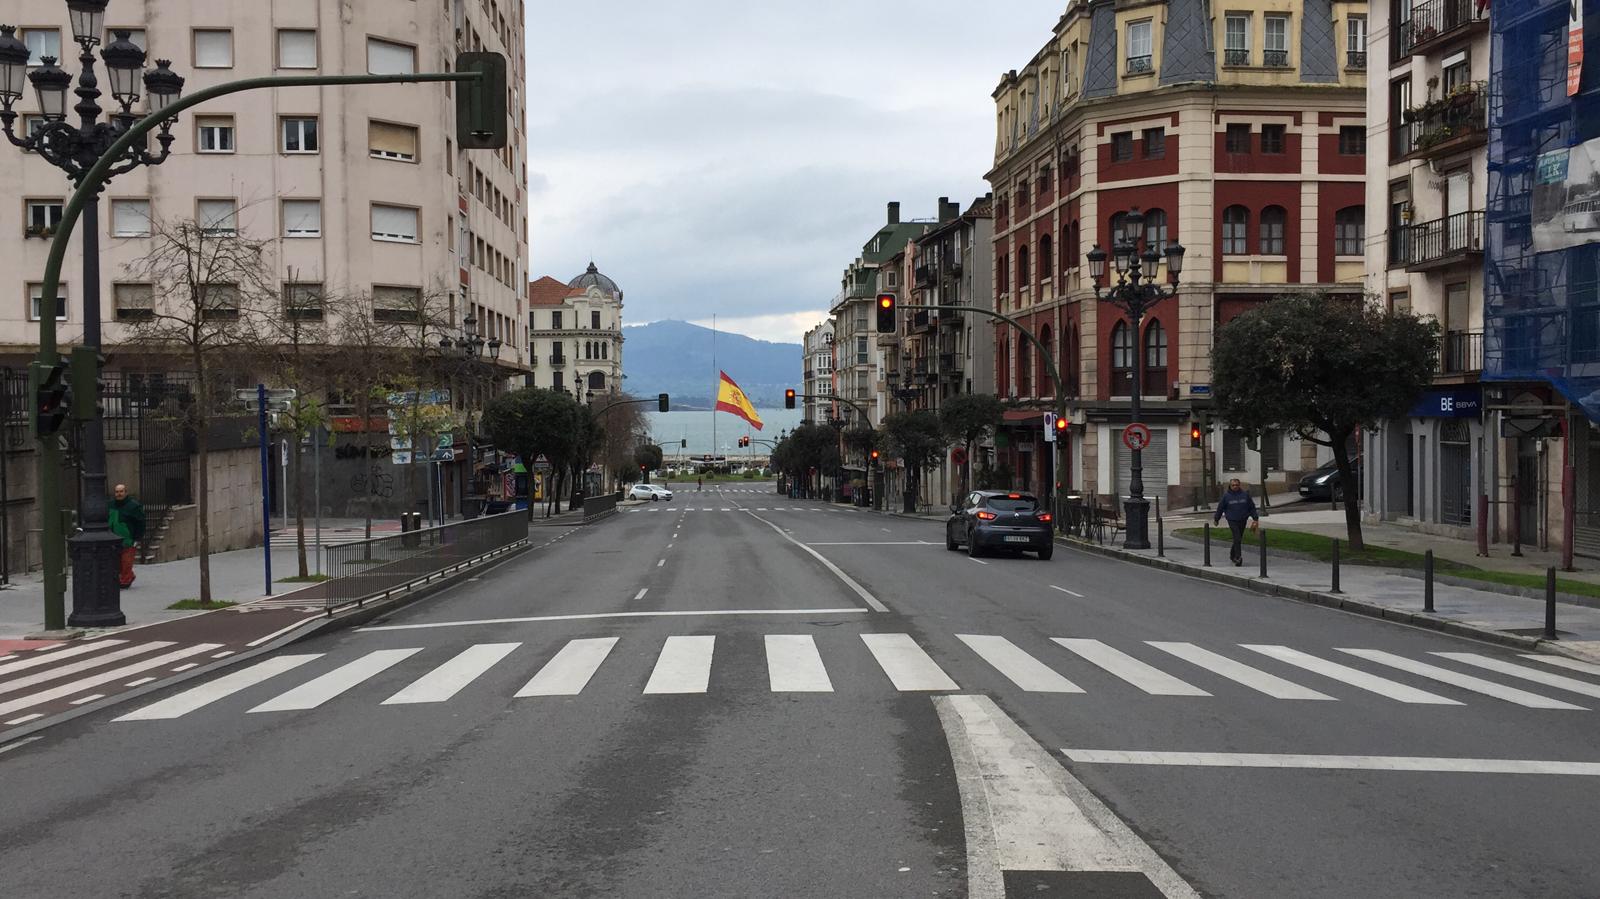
[658,393,670,413]
[31,358,70,438]
[1189,422,1203,447]
[875,293,896,333]
[785,388,796,409]
[454,52,508,149]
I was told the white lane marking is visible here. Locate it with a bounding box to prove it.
[116,654,322,721]
[757,508,768,511]
[1147,642,1335,701]
[0,642,174,696]
[0,639,128,676]
[0,735,44,754]
[1242,645,1461,704]
[382,643,521,705]
[246,615,318,648]
[1049,585,1085,598]
[657,559,665,568]
[861,633,959,691]
[1052,639,1210,696]
[666,543,674,550]
[806,541,937,546]
[969,558,989,566]
[701,508,713,512]
[171,663,198,672]
[634,588,649,601]
[516,638,619,697]
[643,635,716,694]
[249,649,423,713]
[124,677,156,687]
[358,608,871,632]
[211,651,235,659]
[957,635,1083,693]
[881,527,891,533]
[765,635,834,693]
[1338,649,1585,710]
[744,511,890,612]
[938,694,1200,899]
[1522,654,1600,678]
[1061,749,1600,777]
[69,693,105,705]
[721,508,731,512]
[4,713,43,725]
[1432,652,1600,699]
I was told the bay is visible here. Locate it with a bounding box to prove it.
[644,408,804,455]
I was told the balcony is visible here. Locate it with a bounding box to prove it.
[939,352,958,374]
[1223,48,1250,66]
[1394,211,1484,271]
[1126,55,1152,75]
[914,265,933,287]
[1440,329,1483,374]
[1396,0,1489,58]
[1394,85,1487,161]
[1263,49,1290,68]
[911,309,932,331]
[1346,50,1367,70]
[548,354,566,367]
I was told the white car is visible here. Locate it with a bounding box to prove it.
[628,484,657,501]
[647,484,674,501]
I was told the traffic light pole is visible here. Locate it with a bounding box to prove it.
[30,69,488,633]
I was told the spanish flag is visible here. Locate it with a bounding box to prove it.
[715,371,763,430]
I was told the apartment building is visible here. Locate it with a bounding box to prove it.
[801,319,833,425]
[525,264,624,399]
[988,0,1367,505]
[1361,0,1490,537]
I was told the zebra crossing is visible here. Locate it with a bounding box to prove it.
[87,634,1600,725]
[624,505,835,514]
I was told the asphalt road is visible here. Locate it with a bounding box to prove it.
[2,483,1598,898]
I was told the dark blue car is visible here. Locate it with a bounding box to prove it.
[946,490,1054,560]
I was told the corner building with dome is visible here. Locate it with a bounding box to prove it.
[525,263,625,399]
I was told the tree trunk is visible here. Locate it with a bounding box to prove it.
[1330,429,1364,551]
[292,421,308,578]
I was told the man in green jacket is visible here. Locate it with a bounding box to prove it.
[109,483,146,588]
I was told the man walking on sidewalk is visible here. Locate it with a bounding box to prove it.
[1213,478,1259,567]
[109,483,146,588]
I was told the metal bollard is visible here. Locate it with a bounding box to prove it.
[1258,526,1267,578]
[1157,515,1165,558]
[1424,549,1435,612]
[1203,523,1211,567]
[1545,567,1558,640]
[1331,539,1341,594]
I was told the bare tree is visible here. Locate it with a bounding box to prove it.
[326,297,406,541]
[370,285,456,523]
[117,216,272,605]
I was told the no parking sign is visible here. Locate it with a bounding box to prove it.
[1122,423,1152,451]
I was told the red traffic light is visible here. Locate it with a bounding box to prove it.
[1054,416,1068,432]
[784,388,796,409]
[878,295,892,309]
[1189,423,1203,447]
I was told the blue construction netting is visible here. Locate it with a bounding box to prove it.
[1484,0,1600,417]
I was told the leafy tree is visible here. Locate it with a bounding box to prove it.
[883,411,948,512]
[940,393,1004,500]
[1212,292,1439,549]
[482,388,582,517]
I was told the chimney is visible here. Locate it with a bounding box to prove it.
[887,201,900,225]
[939,197,960,223]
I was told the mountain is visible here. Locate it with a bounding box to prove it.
[623,320,801,409]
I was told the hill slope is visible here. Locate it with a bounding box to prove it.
[622,320,800,409]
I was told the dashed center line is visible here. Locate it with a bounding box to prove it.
[1050,585,1085,598]
[124,677,156,687]
[69,694,105,706]
[970,558,989,565]
[657,559,665,568]
[634,588,649,601]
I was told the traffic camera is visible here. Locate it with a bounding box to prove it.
[875,293,896,333]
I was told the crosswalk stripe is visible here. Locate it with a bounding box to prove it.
[1521,654,1600,678]
[0,642,174,696]
[1338,649,1584,710]
[765,635,834,692]
[516,638,619,697]
[1431,653,1600,699]
[0,644,221,718]
[1052,638,1210,696]
[1242,645,1461,704]
[1147,642,1334,700]
[248,649,423,713]
[643,635,716,694]
[861,633,959,691]
[117,655,323,721]
[0,639,128,677]
[381,643,521,705]
[957,635,1083,693]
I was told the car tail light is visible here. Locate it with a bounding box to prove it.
[1036,512,1052,522]
[976,510,997,520]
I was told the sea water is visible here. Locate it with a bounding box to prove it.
[645,408,805,456]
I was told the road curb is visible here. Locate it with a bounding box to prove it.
[1055,535,1587,660]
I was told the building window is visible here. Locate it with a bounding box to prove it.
[1260,430,1283,471]
[198,283,240,320]
[106,28,146,51]
[192,29,233,68]
[1223,429,1246,470]
[197,199,237,237]
[113,283,153,321]
[370,203,419,242]
[110,198,150,237]
[588,371,605,391]
[1225,123,1251,154]
[25,199,63,236]
[281,116,318,153]
[372,285,422,323]
[282,199,322,238]
[1017,245,1030,287]
[1260,123,1286,154]
[1338,125,1365,156]
[1222,205,1249,255]
[1111,131,1133,162]
[1126,20,1153,73]
[1224,14,1250,65]
[1143,209,1169,249]
[1110,321,1133,395]
[1264,15,1290,67]
[591,310,601,329]
[551,310,563,329]
[1346,16,1367,68]
[856,336,868,364]
[28,282,67,321]
[284,282,324,320]
[1038,235,1053,280]
[1442,49,1471,92]
[276,29,316,69]
[1144,319,1168,395]
[196,116,234,153]
[368,121,419,161]
[1335,206,1365,256]
[367,38,416,75]
[1142,127,1165,158]
[21,28,61,65]
[1259,206,1286,255]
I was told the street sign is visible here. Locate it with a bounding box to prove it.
[237,388,296,403]
[1042,412,1057,443]
[1188,384,1212,396]
[1122,423,1152,451]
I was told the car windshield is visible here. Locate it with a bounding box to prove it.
[987,497,1037,512]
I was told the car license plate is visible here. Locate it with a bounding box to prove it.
[1004,536,1030,543]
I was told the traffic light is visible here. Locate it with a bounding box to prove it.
[680,439,687,449]
[454,52,508,149]
[1189,422,1203,447]
[658,393,670,412]
[32,358,70,438]
[870,449,881,463]
[875,293,896,333]
[784,388,796,409]
[1054,416,1068,436]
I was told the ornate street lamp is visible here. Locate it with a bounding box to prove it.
[1086,208,1186,551]
[0,4,186,628]
[439,309,503,516]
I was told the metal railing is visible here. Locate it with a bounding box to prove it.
[1441,329,1484,373]
[311,510,528,612]
[1396,88,1487,158]
[1394,211,1484,267]
[1397,0,1488,54]
[582,491,621,522]
[1126,55,1153,74]
[1263,49,1290,67]
[1224,48,1250,66]
[1346,50,1367,70]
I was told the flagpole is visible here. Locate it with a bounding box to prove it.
[712,313,717,466]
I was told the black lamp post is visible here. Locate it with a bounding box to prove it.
[0,9,184,628]
[1086,207,1185,551]
[438,311,500,517]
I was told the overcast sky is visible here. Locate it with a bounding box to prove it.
[524,0,1064,345]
